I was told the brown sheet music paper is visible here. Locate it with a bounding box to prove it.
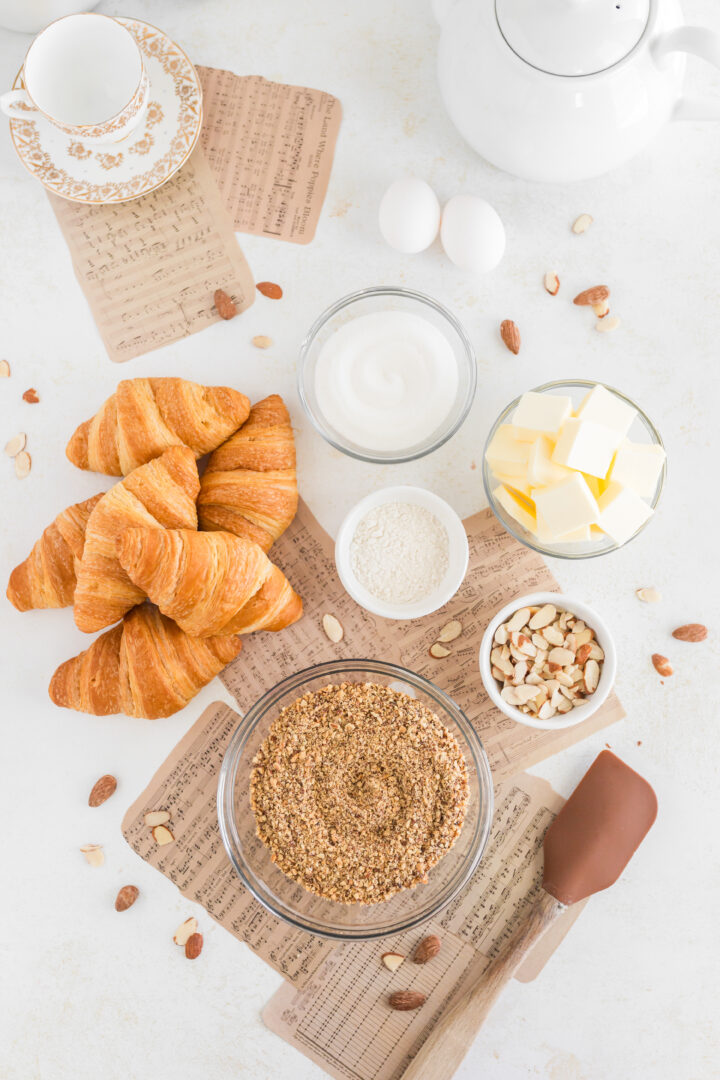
[262,773,583,1080]
[197,67,342,243]
[220,500,624,781]
[48,146,255,363]
[121,701,583,998]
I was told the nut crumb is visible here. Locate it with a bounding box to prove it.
[252,335,273,349]
[572,213,593,234]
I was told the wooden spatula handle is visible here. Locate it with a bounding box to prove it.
[403,890,565,1080]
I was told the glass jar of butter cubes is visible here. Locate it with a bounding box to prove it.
[483,380,666,559]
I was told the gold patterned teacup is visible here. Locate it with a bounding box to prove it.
[0,12,149,144]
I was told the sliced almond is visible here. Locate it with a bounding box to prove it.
[556,698,573,714]
[596,316,620,333]
[592,300,610,318]
[543,271,560,296]
[538,701,557,721]
[583,659,600,693]
[588,643,605,661]
[436,619,462,643]
[542,625,565,647]
[501,686,522,706]
[381,951,405,973]
[564,633,577,654]
[506,607,531,633]
[0,359,10,377]
[576,643,593,667]
[511,660,528,685]
[144,810,171,827]
[152,824,174,846]
[636,587,662,603]
[80,844,104,867]
[14,451,31,478]
[652,654,673,677]
[491,665,507,681]
[173,917,198,946]
[493,624,509,646]
[528,604,556,630]
[572,213,593,235]
[4,432,26,457]
[550,687,564,709]
[557,611,570,632]
[251,335,273,349]
[514,684,541,705]
[574,628,592,647]
[554,670,574,688]
[429,642,451,659]
[526,672,544,686]
[322,613,344,643]
[548,646,575,666]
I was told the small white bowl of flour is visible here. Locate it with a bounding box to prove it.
[335,485,469,619]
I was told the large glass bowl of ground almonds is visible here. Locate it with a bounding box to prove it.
[217,659,493,941]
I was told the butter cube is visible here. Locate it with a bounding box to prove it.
[493,485,536,533]
[485,425,530,476]
[582,473,609,499]
[609,440,666,497]
[493,473,532,497]
[512,392,572,441]
[527,436,573,487]
[533,474,599,537]
[552,418,623,479]
[597,482,653,545]
[535,512,591,544]
[576,384,636,436]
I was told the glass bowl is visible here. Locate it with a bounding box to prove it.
[297,286,477,464]
[483,379,666,560]
[217,659,493,941]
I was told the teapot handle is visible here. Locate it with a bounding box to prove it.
[653,26,720,121]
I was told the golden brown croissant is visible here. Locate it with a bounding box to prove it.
[7,493,104,611]
[49,604,242,719]
[73,447,200,634]
[118,527,303,637]
[197,395,298,552]
[66,377,251,476]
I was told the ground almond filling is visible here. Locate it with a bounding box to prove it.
[250,682,469,904]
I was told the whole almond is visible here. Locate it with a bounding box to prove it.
[381,951,405,973]
[574,285,609,306]
[0,359,10,377]
[672,623,707,643]
[543,271,560,296]
[185,932,203,959]
[413,934,441,964]
[4,432,26,457]
[152,824,174,846]
[173,917,198,946]
[652,654,673,677]
[572,213,593,235]
[214,288,237,320]
[115,885,139,912]
[22,387,39,403]
[500,320,521,355]
[388,990,426,1011]
[88,774,117,807]
[322,613,344,643]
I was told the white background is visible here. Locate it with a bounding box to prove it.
[1,2,719,1078]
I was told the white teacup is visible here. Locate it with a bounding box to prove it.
[0,12,149,144]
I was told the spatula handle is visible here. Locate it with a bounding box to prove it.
[403,890,564,1080]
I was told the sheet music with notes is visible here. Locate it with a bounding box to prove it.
[221,499,624,780]
[48,147,255,363]
[262,773,585,1080]
[197,67,342,243]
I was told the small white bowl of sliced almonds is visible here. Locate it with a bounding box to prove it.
[479,592,616,730]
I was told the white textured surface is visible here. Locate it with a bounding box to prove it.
[1,2,719,1078]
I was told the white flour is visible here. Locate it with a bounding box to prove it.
[349,501,449,604]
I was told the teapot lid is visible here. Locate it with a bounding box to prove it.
[496,0,651,77]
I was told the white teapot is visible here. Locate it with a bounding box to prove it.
[433,0,720,181]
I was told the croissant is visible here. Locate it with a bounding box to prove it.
[118,527,303,637]
[73,446,200,634]
[49,604,242,719]
[7,493,104,611]
[66,377,251,476]
[197,394,298,552]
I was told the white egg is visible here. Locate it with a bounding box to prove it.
[440,194,506,273]
[378,177,441,254]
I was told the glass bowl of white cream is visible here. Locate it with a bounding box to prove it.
[298,286,476,463]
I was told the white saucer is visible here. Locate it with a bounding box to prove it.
[8,17,203,204]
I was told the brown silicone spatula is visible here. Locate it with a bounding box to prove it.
[403,751,657,1080]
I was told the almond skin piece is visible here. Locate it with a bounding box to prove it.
[88,774,117,807]
[115,885,139,912]
[381,951,405,973]
[413,935,441,964]
[574,285,609,306]
[652,654,673,677]
[185,932,203,959]
[672,624,707,643]
[214,288,237,320]
[22,387,39,403]
[500,320,521,355]
[388,990,426,1011]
